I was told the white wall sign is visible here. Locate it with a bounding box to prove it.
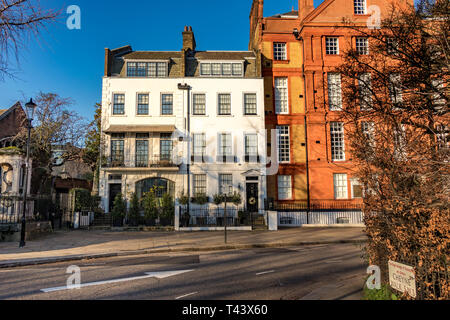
[388,260,417,298]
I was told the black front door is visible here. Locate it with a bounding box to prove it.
[246,183,259,213]
[109,184,122,213]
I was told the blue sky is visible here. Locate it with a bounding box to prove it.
[0,0,323,119]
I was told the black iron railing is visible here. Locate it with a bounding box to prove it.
[180,208,251,227]
[104,155,179,168]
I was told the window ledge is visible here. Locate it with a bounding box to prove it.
[273,60,290,64]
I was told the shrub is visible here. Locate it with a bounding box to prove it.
[363,282,398,301]
[192,193,208,206]
[160,193,174,219]
[111,193,126,218]
[142,189,158,220]
[128,192,140,221]
[69,188,91,212]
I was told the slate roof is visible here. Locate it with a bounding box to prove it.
[269,10,299,18]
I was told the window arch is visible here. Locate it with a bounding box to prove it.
[135,178,175,199]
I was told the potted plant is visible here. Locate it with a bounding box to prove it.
[111,193,125,227]
[160,193,174,226]
[128,192,140,226]
[142,188,158,226]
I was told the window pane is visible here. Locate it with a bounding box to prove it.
[212,63,221,76]
[218,94,231,115]
[194,174,207,194]
[326,37,339,55]
[273,43,287,61]
[277,126,290,163]
[113,94,125,115]
[219,133,232,156]
[136,140,149,167]
[244,93,257,115]
[275,78,288,114]
[245,134,258,156]
[232,63,243,76]
[334,174,348,199]
[148,63,157,77]
[193,94,206,115]
[331,122,345,161]
[161,94,173,115]
[160,134,173,161]
[157,62,166,77]
[222,63,232,76]
[278,176,292,200]
[193,133,206,156]
[127,62,137,77]
[137,62,147,77]
[354,0,366,14]
[328,73,342,110]
[137,94,149,115]
[111,140,124,163]
[219,174,233,195]
[356,37,369,55]
[200,63,211,76]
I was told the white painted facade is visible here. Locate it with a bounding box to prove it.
[99,76,266,212]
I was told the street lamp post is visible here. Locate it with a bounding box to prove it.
[19,98,36,248]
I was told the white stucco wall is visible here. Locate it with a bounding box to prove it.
[100,76,266,212]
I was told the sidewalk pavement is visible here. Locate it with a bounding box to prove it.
[0,228,366,268]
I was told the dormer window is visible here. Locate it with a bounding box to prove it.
[200,62,244,77]
[127,61,167,78]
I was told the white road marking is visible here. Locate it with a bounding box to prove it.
[175,292,198,300]
[256,270,275,276]
[40,269,194,293]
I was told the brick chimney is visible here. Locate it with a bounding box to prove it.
[182,26,196,52]
[299,0,314,21]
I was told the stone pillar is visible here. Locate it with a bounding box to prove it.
[174,205,180,231]
[268,211,278,231]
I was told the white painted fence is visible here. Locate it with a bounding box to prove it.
[278,211,364,227]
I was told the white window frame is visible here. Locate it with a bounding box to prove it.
[334,174,348,200]
[218,133,232,156]
[277,125,291,163]
[330,122,346,161]
[356,37,369,55]
[219,174,233,195]
[354,0,367,15]
[326,37,339,55]
[275,77,289,114]
[278,176,292,200]
[328,73,342,111]
[273,42,287,61]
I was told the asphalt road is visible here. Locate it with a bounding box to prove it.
[0,243,367,300]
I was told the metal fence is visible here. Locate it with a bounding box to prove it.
[271,201,364,227]
[180,208,253,227]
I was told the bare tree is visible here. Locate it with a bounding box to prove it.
[14,92,88,194]
[0,0,60,79]
[335,0,449,299]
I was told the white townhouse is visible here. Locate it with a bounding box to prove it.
[99,26,266,213]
